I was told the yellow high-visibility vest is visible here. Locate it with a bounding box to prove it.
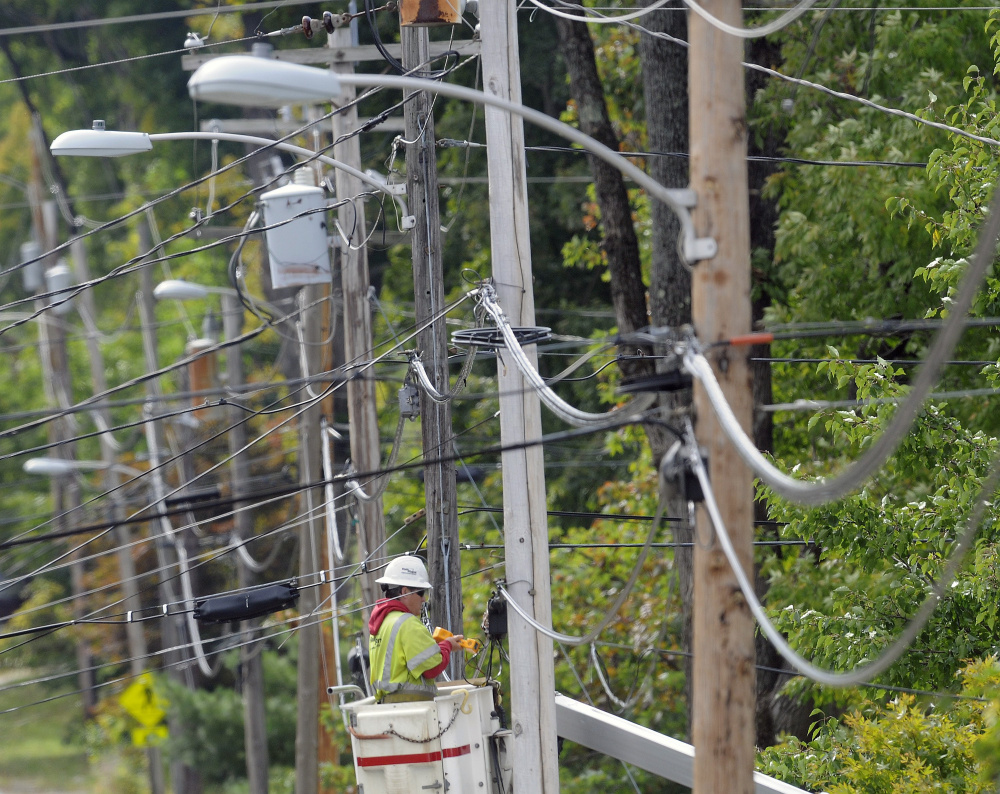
[369,611,442,701]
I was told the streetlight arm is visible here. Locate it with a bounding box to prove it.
[23,456,143,478]
[51,125,398,202]
[153,278,283,322]
[333,73,717,263]
[185,56,717,263]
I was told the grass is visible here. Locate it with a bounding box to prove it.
[0,669,94,792]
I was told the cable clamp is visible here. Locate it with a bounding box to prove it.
[662,187,717,263]
[126,611,134,623]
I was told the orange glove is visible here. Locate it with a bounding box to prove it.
[432,626,482,654]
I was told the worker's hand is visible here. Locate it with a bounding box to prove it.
[445,634,465,652]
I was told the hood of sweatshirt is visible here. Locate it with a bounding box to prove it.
[368,598,409,636]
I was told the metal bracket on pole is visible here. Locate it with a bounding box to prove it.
[665,187,718,263]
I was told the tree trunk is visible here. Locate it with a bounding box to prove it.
[553,2,654,387]
[639,0,695,739]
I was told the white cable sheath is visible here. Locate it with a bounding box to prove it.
[685,189,1000,506]
[685,419,1000,687]
[680,0,822,38]
[479,288,656,427]
[525,0,674,24]
[410,355,450,403]
[499,490,667,646]
[321,418,344,562]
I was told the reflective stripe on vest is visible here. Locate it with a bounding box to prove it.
[371,613,438,697]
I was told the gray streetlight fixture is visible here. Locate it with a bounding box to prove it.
[153,277,285,324]
[186,54,342,107]
[23,456,143,478]
[153,279,217,302]
[50,121,395,201]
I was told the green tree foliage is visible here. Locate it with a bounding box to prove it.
[158,648,298,785]
[759,659,1000,792]
[753,8,1000,788]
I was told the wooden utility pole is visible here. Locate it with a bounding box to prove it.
[401,24,463,667]
[71,236,163,794]
[137,224,203,794]
[328,26,385,610]
[222,294,269,794]
[480,4,559,792]
[688,2,756,793]
[296,283,324,794]
[27,141,94,719]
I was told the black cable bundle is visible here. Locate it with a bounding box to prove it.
[194,581,299,624]
[363,0,458,78]
[483,590,508,640]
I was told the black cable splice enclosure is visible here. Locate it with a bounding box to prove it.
[194,582,299,624]
[484,591,508,640]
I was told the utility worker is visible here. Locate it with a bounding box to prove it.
[369,556,464,703]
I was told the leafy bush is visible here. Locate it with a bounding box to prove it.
[159,646,298,785]
[759,659,1000,792]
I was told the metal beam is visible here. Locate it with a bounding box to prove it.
[199,117,405,135]
[180,40,480,70]
[554,694,810,794]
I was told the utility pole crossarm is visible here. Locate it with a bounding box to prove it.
[180,40,480,71]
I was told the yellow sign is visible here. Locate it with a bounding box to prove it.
[132,724,168,748]
[119,673,168,748]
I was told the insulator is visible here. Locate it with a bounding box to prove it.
[302,15,314,39]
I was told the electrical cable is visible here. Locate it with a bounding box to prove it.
[680,0,823,38]
[683,186,1000,506]
[684,417,1000,687]
[762,385,1000,413]
[4,290,478,592]
[409,347,479,403]
[499,473,669,646]
[754,357,998,366]
[478,285,658,427]
[556,642,644,793]
[346,414,408,503]
[525,0,674,24]
[363,0,460,78]
[0,33,268,86]
[0,1,323,38]
[622,16,1000,149]
[512,141,928,168]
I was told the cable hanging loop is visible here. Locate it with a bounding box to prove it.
[477,289,656,428]
[680,417,1000,687]
[682,183,1000,507]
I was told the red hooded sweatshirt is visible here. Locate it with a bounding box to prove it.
[368,598,451,679]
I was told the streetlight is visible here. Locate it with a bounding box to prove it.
[50,121,398,202]
[153,278,284,320]
[22,456,142,478]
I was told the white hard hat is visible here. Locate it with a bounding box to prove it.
[376,556,433,590]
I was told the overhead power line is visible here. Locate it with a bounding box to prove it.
[686,418,1000,688]
[441,139,928,168]
[0,0,321,37]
